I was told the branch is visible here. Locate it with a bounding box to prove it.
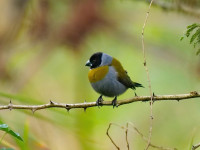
[192,142,200,150]
[106,123,120,150]
[106,123,177,150]
[141,0,154,149]
[135,0,200,18]
[127,122,177,150]
[125,123,129,150]
[0,91,199,112]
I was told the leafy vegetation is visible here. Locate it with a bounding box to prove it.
[0,124,23,142]
[0,124,23,149]
[181,23,200,55]
[0,0,200,149]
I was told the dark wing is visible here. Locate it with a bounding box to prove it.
[117,70,137,89]
[112,58,144,89]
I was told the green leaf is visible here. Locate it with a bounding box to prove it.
[181,23,200,56]
[187,23,198,29]
[185,23,199,37]
[190,28,200,44]
[189,136,194,149]
[180,36,184,41]
[0,124,9,132]
[15,120,29,150]
[196,49,200,55]
[0,124,23,142]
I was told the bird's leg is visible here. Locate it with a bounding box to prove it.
[134,92,138,97]
[112,96,117,108]
[96,95,103,107]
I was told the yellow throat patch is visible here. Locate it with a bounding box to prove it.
[88,66,109,83]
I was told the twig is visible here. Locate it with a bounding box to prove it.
[192,142,200,150]
[127,122,177,150]
[0,92,199,111]
[125,123,129,150]
[139,0,200,18]
[106,123,120,150]
[141,0,154,149]
[106,123,177,150]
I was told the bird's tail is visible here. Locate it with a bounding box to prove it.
[131,82,144,89]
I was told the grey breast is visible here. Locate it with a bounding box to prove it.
[91,66,127,97]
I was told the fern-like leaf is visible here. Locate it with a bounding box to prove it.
[181,23,200,56]
[190,28,200,45]
[196,49,200,55]
[186,23,199,37]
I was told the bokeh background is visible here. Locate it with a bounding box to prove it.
[0,0,200,149]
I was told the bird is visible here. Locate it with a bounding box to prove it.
[85,52,144,107]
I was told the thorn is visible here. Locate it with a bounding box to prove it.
[32,108,36,114]
[143,61,146,66]
[84,107,87,112]
[50,100,55,105]
[150,116,154,120]
[66,107,71,112]
[84,100,87,103]
[8,99,13,111]
[176,99,180,102]
[153,92,156,97]
[66,104,71,112]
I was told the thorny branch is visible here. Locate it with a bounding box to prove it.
[192,142,200,150]
[141,0,154,149]
[0,91,199,112]
[106,123,177,150]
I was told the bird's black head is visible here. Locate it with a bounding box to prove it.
[85,52,102,69]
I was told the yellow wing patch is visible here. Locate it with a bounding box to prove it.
[111,58,126,77]
[112,58,134,88]
[88,66,109,83]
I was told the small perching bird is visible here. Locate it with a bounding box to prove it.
[85,52,144,107]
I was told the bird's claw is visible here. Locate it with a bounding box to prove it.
[134,92,138,97]
[96,95,103,107]
[112,97,118,108]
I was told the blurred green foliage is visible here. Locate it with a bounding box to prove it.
[181,23,200,55]
[0,124,23,142]
[0,0,199,150]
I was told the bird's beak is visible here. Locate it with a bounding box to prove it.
[85,60,92,67]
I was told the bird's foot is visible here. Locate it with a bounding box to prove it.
[134,92,138,97]
[152,92,156,103]
[112,96,118,108]
[96,95,103,107]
